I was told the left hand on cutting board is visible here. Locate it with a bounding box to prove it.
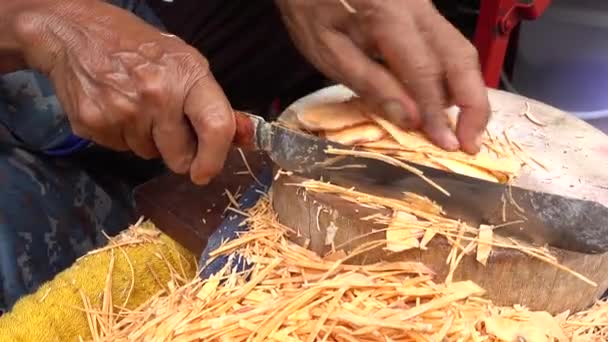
[275,0,491,154]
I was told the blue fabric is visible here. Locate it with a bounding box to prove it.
[0,70,75,153]
[43,135,93,156]
[198,168,273,279]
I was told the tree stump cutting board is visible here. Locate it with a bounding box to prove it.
[272,174,608,315]
[271,85,608,314]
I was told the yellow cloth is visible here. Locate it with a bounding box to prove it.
[0,223,196,342]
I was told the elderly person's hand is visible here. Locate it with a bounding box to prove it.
[8,0,234,185]
[276,0,490,154]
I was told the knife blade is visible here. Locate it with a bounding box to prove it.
[233,111,608,254]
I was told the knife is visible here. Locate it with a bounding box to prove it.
[233,111,608,254]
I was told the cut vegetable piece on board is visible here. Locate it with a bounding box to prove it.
[483,311,567,342]
[428,150,522,176]
[370,114,436,150]
[476,225,493,266]
[324,123,386,145]
[386,211,423,252]
[296,98,370,131]
[428,156,500,183]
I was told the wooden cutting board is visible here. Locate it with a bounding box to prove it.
[272,173,608,314]
[268,85,608,314]
[134,149,270,255]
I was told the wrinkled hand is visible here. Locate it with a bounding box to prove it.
[15,0,234,184]
[276,0,490,154]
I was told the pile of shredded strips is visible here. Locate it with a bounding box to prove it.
[80,99,607,341]
[83,196,606,341]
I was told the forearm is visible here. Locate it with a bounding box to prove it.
[0,0,45,72]
[0,0,95,73]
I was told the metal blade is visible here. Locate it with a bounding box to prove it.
[251,116,608,254]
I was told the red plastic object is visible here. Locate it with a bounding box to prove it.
[474,0,551,88]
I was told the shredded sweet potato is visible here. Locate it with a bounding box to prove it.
[81,196,606,341]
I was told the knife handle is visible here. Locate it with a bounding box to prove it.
[233,111,261,149]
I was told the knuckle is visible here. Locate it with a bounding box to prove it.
[178,48,211,76]
[129,64,167,101]
[360,0,385,16]
[174,53,213,93]
[139,77,165,99]
[116,105,139,123]
[138,41,164,61]
[411,62,441,82]
[207,118,234,136]
[76,103,105,130]
[98,88,140,123]
[462,43,479,63]
[192,108,235,137]
[447,43,480,75]
[123,111,139,124]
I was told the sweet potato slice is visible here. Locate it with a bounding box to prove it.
[297,99,370,131]
[324,123,386,145]
[427,156,500,183]
[369,114,435,150]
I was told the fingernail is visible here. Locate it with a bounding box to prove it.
[382,100,410,128]
[192,174,211,186]
[443,132,460,151]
